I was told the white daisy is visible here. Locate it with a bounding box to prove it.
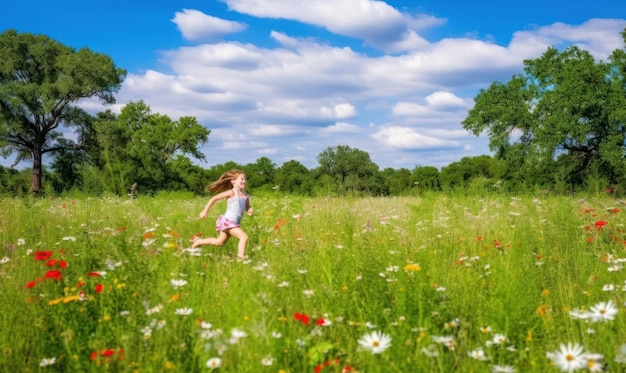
[39,357,56,367]
[175,307,193,316]
[358,331,392,354]
[588,300,618,322]
[432,335,456,350]
[261,356,274,366]
[569,308,591,320]
[170,279,188,288]
[546,342,587,372]
[206,357,222,369]
[468,347,488,360]
[586,353,604,373]
[230,328,247,344]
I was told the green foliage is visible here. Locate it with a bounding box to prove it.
[2,194,626,372]
[0,166,30,196]
[88,101,210,195]
[76,164,108,196]
[274,160,312,195]
[313,145,380,195]
[0,29,126,193]
[244,157,277,191]
[463,27,626,191]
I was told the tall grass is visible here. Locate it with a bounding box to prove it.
[0,193,624,372]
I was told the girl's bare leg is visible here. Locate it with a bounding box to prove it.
[192,231,229,249]
[227,227,248,258]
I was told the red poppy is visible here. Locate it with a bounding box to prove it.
[595,220,608,228]
[45,270,62,281]
[45,259,56,267]
[87,272,101,277]
[95,284,103,293]
[76,281,86,287]
[58,260,67,269]
[316,317,326,326]
[25,281,36,289]
[101,349,114,357]
[34,251,53,261]
[90,351,98,361]
[293,312,310,325]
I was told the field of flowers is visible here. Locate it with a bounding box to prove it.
[1,192,625,372]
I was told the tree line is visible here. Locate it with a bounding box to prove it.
[1,28,626,197]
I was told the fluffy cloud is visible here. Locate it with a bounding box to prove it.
[98,3,626,169]
[371,126,461,150]
[171,9,247,41]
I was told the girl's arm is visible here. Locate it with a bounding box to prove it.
[246,197,253,216]
[199,190,233,219]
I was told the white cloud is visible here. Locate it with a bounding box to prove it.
[509,18,626,59]
[248,124,306,137]
[171,9,247,41]
[223,141,268,149]
[223,0,442,52]
[334,103,357,119]
[321,122,361,134]
[258,148,278,155]
[100,5,625,170]
[371,126,461,150]
[425,92,469,109]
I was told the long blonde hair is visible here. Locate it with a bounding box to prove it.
[206,169,246,194]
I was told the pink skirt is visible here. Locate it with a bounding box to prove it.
[215,215,240,231]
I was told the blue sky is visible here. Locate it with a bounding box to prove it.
[2,0,626,170]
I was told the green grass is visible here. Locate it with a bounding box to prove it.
[1,193,625,372]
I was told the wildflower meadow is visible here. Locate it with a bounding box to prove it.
[1,192,626,372]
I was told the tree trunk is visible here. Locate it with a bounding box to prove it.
[31,147,42,194]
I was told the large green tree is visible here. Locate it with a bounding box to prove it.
[275,160,311,195]
[0,29,126,193]
[314,145,380,194]
[244,157,276,191]
[92,101,210,194]
[462,28,626,189]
